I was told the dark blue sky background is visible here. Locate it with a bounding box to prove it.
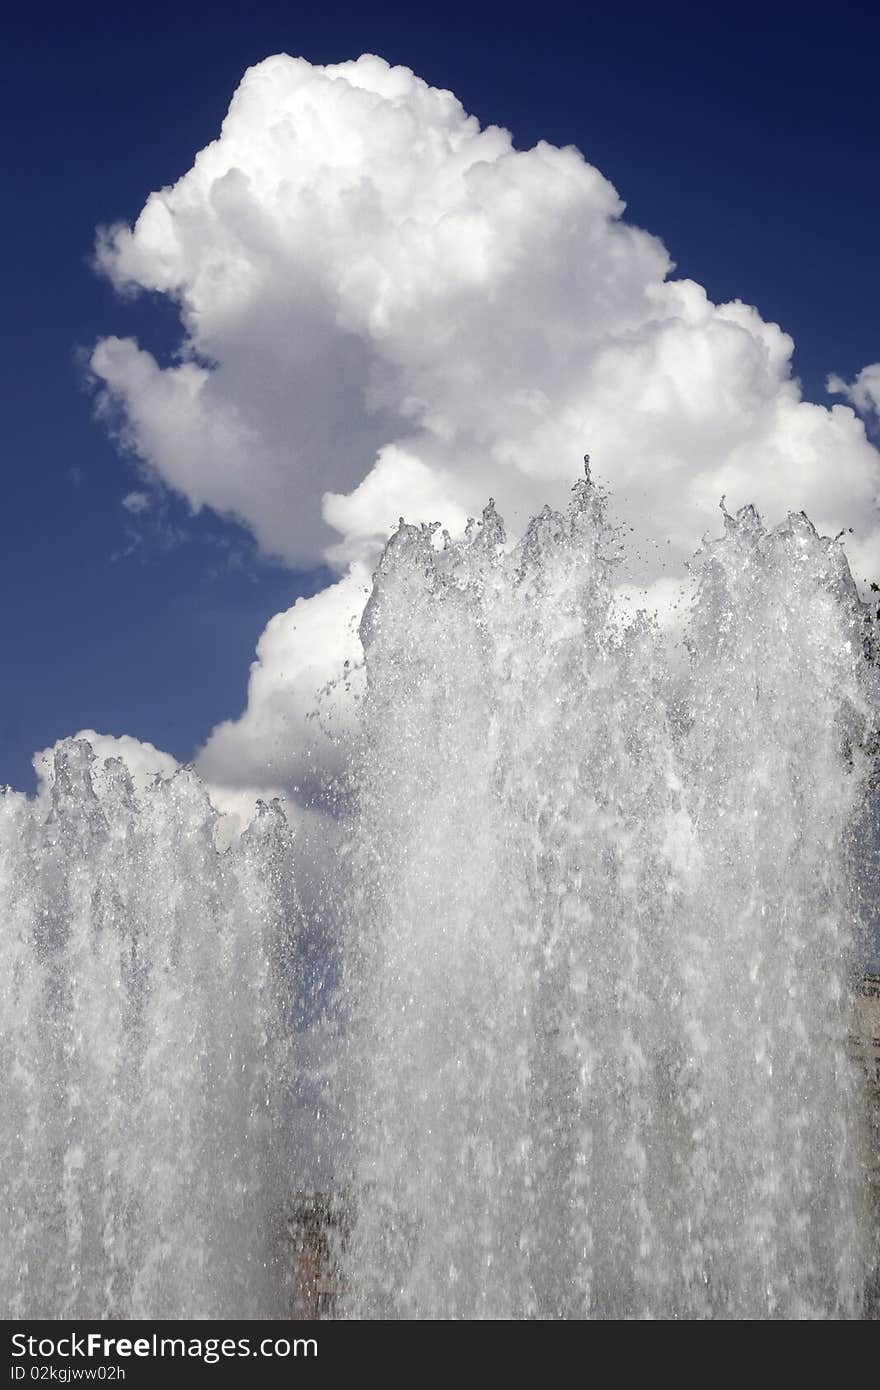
[2,0,878,792]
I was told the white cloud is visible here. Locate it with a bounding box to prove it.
[196,565,368,797]
[121,490,152,514]
[323,445,470,568]
[87,51,880,795]
[828,363,880,426]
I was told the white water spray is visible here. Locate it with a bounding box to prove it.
[341,474,878,1318]
[0,744,299,1318]
[0,475,877,1319]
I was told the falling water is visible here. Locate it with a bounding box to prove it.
[0,744,299,1318]
[1,475,877,1319]
[341,474,879,1319]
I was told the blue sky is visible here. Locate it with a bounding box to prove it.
[3,0,879,792]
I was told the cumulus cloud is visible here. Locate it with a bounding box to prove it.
[87,52,880,796]
[196,564,368,796]
[828,364,880,427]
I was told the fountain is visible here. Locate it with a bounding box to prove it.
[339,474,879,1318]
[0,746,299,1318]
[0,473,877,1318]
